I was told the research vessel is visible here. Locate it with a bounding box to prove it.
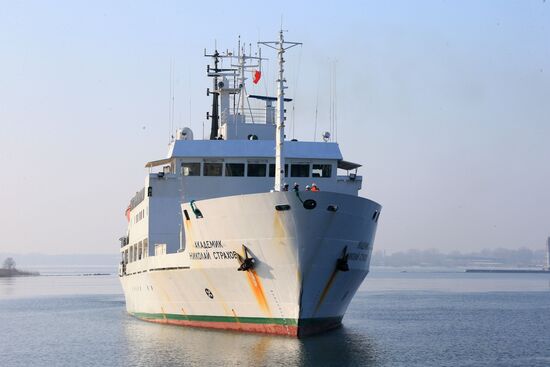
[119,31,382,337]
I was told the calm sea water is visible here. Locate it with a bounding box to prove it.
[1,268,550,367]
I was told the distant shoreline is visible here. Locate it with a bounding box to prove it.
[0,268,40,277]
[466,268,550,274]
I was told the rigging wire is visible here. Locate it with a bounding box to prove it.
[291,44,303,139]
[171,58,176,140]
[168,60,170,143]
[334,60,338,142]
[329,58,333,142]
[314,73,319,142]
[188,71,192,133]
[168,58,174,144]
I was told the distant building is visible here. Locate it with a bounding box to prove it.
[546,237,550,271]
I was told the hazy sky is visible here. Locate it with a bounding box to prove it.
[1,1,549,255]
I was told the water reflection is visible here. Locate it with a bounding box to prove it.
[3,271,550,366]
[122,317,382,366]
[298,327,381,366]
[0,277,16,298]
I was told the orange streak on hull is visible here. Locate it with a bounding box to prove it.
[245,270,272,316]
[314,269,338,313]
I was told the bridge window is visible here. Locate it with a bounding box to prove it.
[248,163,267,177]
[312,164,332,178]
[182,163,201,176]
[204,163,223,176]
[291,164,310,177]
[269,164,288,177]
[225,163,245,177]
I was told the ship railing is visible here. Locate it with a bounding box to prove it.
[337,174,362,181]
[124,252,191,275]
[128,187,145,211]
[222,106,272,125]
[119,236,129,248]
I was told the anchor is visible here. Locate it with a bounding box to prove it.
[237,244,256,271]
[336,246,350,272]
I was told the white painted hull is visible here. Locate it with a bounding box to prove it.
[120,191,380,336]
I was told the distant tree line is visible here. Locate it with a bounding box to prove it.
[0,257,38,277]
[3,257,16,270]
[371,248,546,268]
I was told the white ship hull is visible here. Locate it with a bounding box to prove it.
[120,191,380,337]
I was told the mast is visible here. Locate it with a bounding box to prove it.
[231,38,263,120]
[205,41,264,138]
[238,37,246,116]
[259,31,302,191]
[205,50,221,140]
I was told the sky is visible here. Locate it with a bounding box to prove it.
[0,0,549,255]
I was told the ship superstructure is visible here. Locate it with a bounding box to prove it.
[119,31,382,337]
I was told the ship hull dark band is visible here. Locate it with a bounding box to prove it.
[132,312,342,337]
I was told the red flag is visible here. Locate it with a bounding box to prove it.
[253,70,261,84]
[125,206,131,222]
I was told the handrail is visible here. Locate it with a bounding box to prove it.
[129,188,145,211]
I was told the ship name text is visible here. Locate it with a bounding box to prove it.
[194,240,223,249]
[189,240,239,261]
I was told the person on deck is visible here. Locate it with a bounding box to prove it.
[311,183,320,191]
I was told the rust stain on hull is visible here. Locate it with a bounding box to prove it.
[314,268,339,313]
[183,219,193,248]
[246,270,272,316]
[273,212,286,239]
[231,308,242,330]
[180,307,189,320]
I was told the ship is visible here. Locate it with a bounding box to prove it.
[118,31,382,337]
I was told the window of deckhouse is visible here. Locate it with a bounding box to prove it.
[269,164,289,177]
[291,164,310,177]
[181,163,201,176]
[248,163,267,177]
[225,163,245,177]
[312,164,332,178]
[204,163,223,176]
